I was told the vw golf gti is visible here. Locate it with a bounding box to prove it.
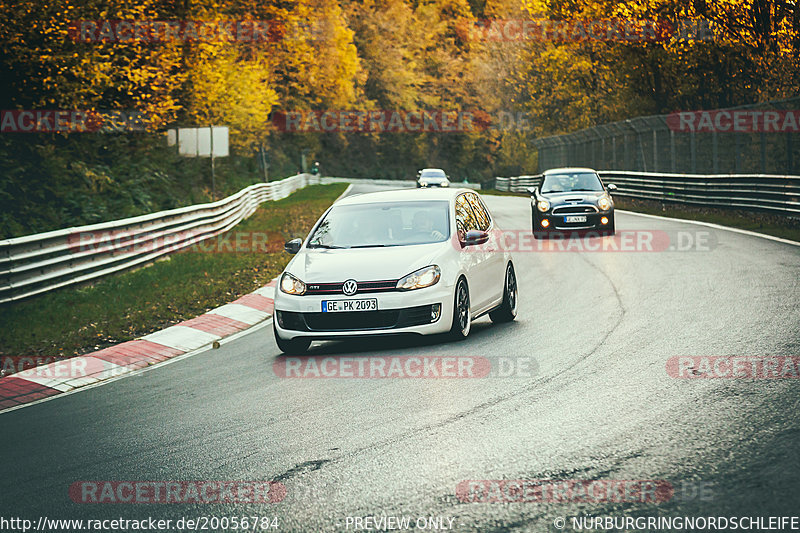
[273,188,517,353]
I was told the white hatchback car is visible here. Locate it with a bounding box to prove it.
[273,188,517,353]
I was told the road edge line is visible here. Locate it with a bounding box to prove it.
[616,209,800,247]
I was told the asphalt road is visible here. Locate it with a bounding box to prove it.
[2,183,800,532]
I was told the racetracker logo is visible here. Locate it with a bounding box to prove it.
[455,229,716,253]
[456,480,673,503]
[69,481,286,503]
[0,110,148,133]
[1,356,126,379]
[457,18,713,43]
[1,356,61,377]
[66,230,283,255]
[273,356,537,379]
[666,110,800,133]
[68,20,283,43]
[271,110,533,133]
[667,356,800,379]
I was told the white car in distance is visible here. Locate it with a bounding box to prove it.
[273,188,517,354]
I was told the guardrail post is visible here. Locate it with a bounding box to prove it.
[735,132,742,173]
[612,136,617,169]
[601,137,606,169]
[712,131,719,174]
[670,130,676,173]
[653,130,658,173]
[622,133,632,170]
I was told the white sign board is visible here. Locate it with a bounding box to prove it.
[177,128,198,157]
[169,126,229,158]
[200,126,229,158]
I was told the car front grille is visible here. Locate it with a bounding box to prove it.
[552,205,598,215]
[278,305,437,332]
[305,279,398,295]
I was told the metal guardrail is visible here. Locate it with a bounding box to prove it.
[494,175,542,193]
[316,176,481,190]
[0,174,481,304]
[495,172,800,216]
[0,174,308,304]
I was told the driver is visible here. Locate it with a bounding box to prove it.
[546,176,566,192]
[412,211,445,240]
[573,174,596,190]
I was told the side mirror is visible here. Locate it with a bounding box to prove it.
[607,183,618,191]
[526,186,538,196]
[284,238,302,254]
[462,230,490,247]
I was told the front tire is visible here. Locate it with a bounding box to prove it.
[449,277,471,340]
[490,263,518,323]
[273,322,311,354]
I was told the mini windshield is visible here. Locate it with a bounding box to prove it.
[307,201,450,248]
[541,172,604,193]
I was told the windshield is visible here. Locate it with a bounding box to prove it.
[541,172,604,193]
[420,170,446,178]
[307,201,450,248]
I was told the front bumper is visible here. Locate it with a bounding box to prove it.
[273,283,455,340]
[535,211,614,232]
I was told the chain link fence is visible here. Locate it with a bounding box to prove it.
[534,97,800,175]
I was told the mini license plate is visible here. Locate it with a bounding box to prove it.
[565,215,587,223]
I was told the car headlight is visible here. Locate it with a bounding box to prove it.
[420,181,428,187]
[441,182,449,187]
[598,196,612,211]
[280,272,306,295]
[396,265,441,291]
[537,199,550,213]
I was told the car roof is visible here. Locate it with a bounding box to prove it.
[335,187,473,206]
[543,167,598,175]
[420,168,446,173]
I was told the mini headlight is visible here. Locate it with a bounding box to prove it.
[396,265,441,291]
[537,199,550,212]
[280,272,306,295]
[598,196,612,211]
[441,182,449,187]
[420,181,428,187]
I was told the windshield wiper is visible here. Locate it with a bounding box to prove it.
[570,188,601,192]
[307,243,348,249]
[349,244,389,248]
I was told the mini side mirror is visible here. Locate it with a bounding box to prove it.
[607,183,618,191]
[527,186,538,196]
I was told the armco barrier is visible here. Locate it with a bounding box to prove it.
[315,176,481,190]
[496,172,800,216]
[0,174,308,304]
[0,175,481,304]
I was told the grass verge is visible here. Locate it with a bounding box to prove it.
[0,183,347,360]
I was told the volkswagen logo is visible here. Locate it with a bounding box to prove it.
[342,279,358,296]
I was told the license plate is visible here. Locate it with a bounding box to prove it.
[322,299,378,312]
[565,215,587,223]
